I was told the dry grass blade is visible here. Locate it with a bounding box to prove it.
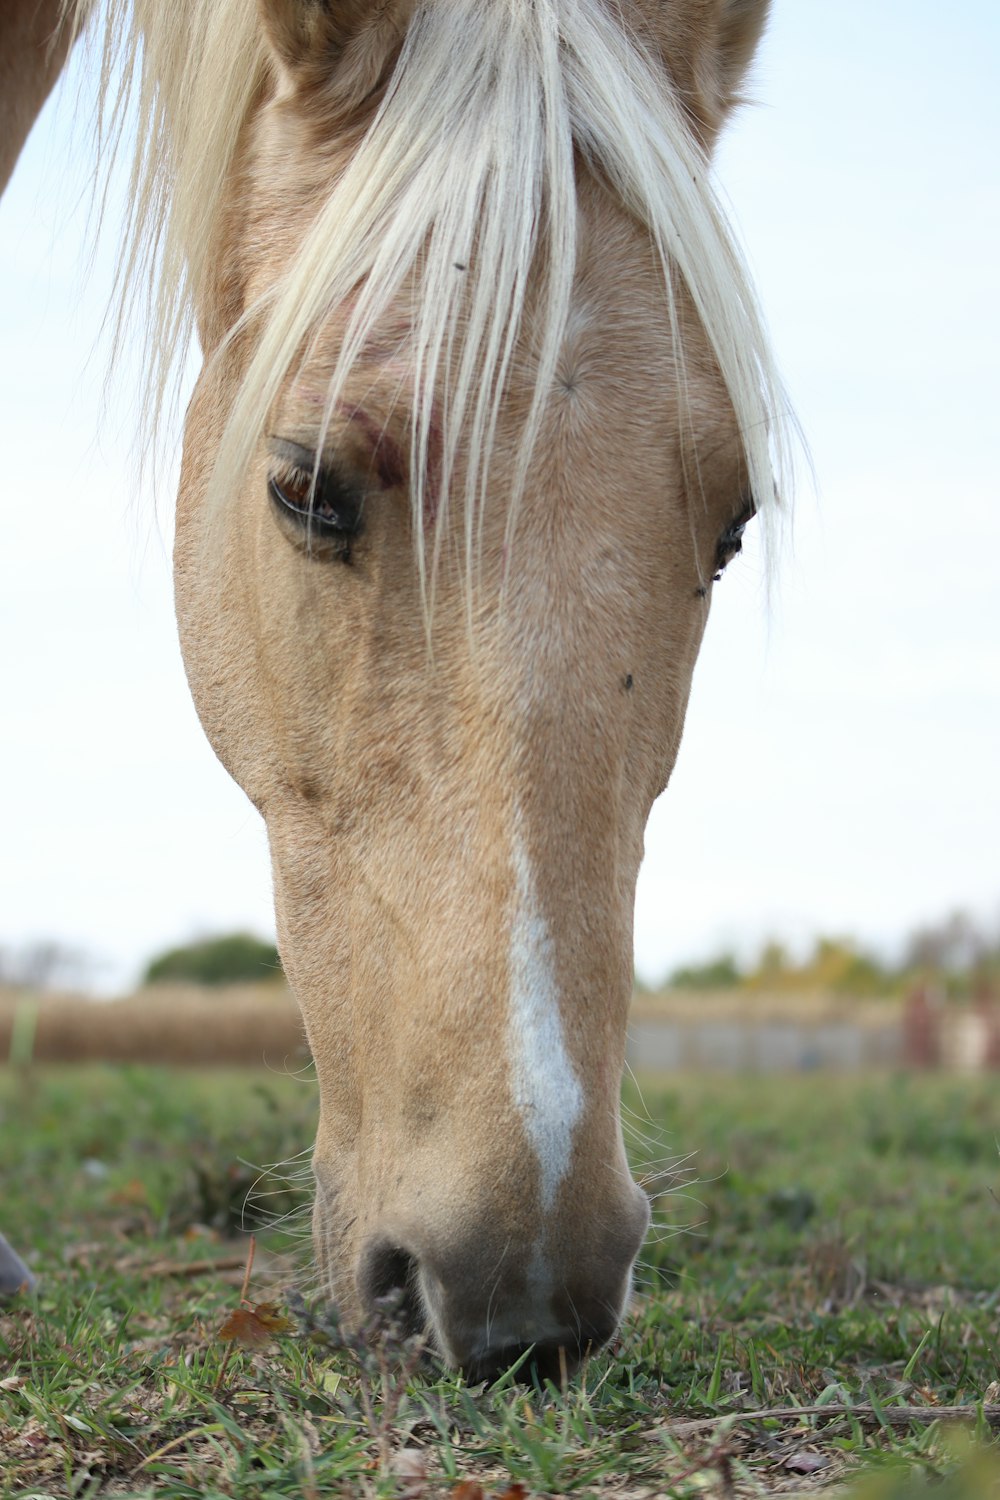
[131,1423,228,1475]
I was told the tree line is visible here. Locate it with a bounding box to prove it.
[658,909,1000,997]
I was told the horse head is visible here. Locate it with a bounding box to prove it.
[147,0,786,1377]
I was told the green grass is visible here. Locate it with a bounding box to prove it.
[1,1066,998,1496]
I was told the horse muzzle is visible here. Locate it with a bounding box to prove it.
[355,1183,650,1381]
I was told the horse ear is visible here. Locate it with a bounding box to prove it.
[657,0,772,148]
[258,0,406,100]
[713,0,771,107]
[259,0,352,71]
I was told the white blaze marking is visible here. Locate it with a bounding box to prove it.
[508,821,584,1213]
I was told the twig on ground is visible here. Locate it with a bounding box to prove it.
[212,1236,256,1394]
[663,1403,1000,1437]
[117,1254,251,1279]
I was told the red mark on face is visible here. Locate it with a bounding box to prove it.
[339,402,441,527]
[341,405,404,490]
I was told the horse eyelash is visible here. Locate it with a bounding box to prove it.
[269,457,319,502]
[267,450,364,565]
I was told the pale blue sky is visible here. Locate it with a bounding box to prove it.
[1,2,998,990]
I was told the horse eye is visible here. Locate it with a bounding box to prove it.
[267,440,364,560]
[713,497,756,581]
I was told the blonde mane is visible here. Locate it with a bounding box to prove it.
[72,0,792,588]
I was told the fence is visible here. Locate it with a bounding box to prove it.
[627,988,1000,1074]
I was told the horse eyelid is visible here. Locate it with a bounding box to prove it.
[267,435,319,470]
[713,496,757,580]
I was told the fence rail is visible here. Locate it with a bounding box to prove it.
[627,987,1000,1073]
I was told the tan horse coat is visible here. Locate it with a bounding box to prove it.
[2,0,789,1377]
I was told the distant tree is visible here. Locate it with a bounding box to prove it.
[901,909,1000,996]
[648,906,1000,1003]
[144,933,283,987]
[798,937,892,994]
[0,940,97,991]
[903,910,993,974]
[667,952,742,989]
[756,940,790,983]
[743,936,893,995]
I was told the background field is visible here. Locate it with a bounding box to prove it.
[1,1067,998,1496]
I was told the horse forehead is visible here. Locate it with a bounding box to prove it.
[281,277,728,464]
[251,151,714,381]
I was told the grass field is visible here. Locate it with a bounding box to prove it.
[1,1066,998,1497]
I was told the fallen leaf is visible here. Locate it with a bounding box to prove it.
[389,1446,427,1497]
[20,1420,48,1452]
[183,1224,219,1242]
[217,1301,291,1349]
[250,1300,291,1332]
[784,1450,828,1474]
[450,1484,485,1500]
[495,1485,529,1500]
[109,1178,149,1206]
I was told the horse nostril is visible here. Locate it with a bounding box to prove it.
[463,1337,583,1387]
[358,1240,423,1336]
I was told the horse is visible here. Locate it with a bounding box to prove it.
[1,0,791,1378]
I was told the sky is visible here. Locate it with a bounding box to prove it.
[1,1,998,994]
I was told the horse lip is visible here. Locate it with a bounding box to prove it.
[460,1334,588,1386]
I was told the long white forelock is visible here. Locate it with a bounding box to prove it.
[75,0,792,585]
[64,0,265,457]
[209,0,580,610]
